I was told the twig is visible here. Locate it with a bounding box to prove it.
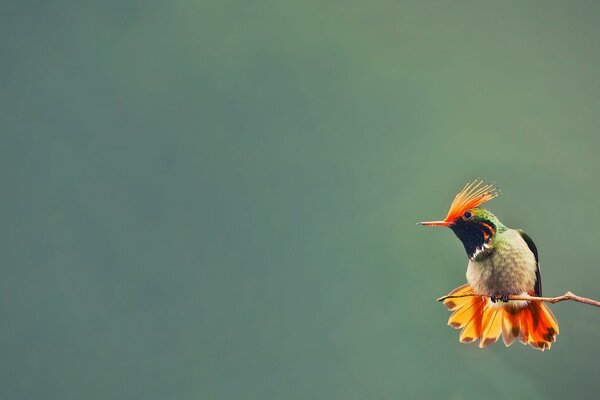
[436,291,600,308]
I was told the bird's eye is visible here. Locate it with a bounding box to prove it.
[463,211,472,219]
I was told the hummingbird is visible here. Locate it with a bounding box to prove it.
[419,180,558,350]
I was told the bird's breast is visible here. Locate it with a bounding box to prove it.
[466,229,537,296]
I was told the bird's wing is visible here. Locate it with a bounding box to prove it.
[517,229,542,297]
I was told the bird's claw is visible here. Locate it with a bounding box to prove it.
[490,293,510,303]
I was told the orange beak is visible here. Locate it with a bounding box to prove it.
[417,220,452,227]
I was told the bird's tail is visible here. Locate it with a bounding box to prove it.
[443,284,559,350]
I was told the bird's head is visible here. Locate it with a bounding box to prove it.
[418,180,503,258]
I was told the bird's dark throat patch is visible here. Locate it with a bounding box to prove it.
[450,219,496,259]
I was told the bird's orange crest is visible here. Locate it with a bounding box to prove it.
[444,180,500,222]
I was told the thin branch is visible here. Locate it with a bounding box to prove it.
[436,291,600,308]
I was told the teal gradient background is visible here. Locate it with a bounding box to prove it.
[3,1,600,399]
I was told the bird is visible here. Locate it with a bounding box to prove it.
[418,180,558,350]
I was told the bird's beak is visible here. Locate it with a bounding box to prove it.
[417,220,451,227]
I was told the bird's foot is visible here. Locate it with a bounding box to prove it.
[490,293,510,303]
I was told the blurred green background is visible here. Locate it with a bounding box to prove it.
[3,0,600,399]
